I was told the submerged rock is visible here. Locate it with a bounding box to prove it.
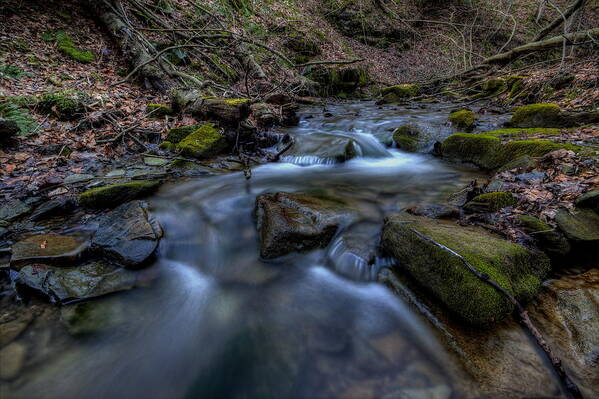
[0,199,32,223]
[91,201,162,268]
[14,261,139,303]
[282,133,358,164]
[255,192,354,259]
[79,180,161,208]
[60,299,125,336]
[10,234,88,268]
[0,342,26,380]
[382,214,550,325]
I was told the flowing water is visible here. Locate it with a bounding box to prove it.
[10,101,512,399]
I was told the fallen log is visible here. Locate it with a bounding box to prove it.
[483,28,599,65]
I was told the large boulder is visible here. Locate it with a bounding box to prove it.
[79,180,161,208]
[440,133,579,170]
[176,123,227,159]
[255,192,355,259]
[14,261,139,303]
[91,201,162,268]
[382,214,550,325]
[281,133,358,164]
[507,103,562,128]
[10,234,88,269]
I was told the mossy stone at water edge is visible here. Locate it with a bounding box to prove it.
[441,133,580,170]
[146,103,173,118]
[555,208,599,243]
[176,123,227,159]
[382,214,550,325]
[575,189,599,212]
[379,84,419,104]
[449,110,476,131]
[392,123,431,152]
[507,103,562,128]
[464,192,517,212]
[517,215,571,257]
[164,125,200,144]
[79,180,161,208]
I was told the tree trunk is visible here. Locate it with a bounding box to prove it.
[483,28,599,65]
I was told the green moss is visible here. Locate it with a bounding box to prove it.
[555,209,599,243]
[449,110,476,131]
[382,215,550,325]
[176,123,226,159]
[392,123,431,152]
[484,128,561,137]
[55,31,94,63]
[164,125,200,144]
[159,141,177,151]
[466,192,517,212]
[506,76,524,98]
[222,98,250,106]
[79,180,160,208]
[483,78,505,94]
[508,103,561,128]
[441,133,581,170]
[395,136,419,152]
[517,215,570,256]
[37,90,86,120]
[381,84,419,98]
[146,104,173,118]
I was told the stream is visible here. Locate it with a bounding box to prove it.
[10,101,520,399]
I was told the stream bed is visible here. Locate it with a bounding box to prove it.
[6,101,592,399]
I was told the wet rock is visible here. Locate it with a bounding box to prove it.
[64,173,94,184]
[0,342,26,380]
[10,234,88,269]
[446,182,481,207]
[575,189,599,212]
[555,208,599,256]
[282,133,358,164]
[517,215,570,257]
[79,180,161,208]
[485,179,509,193]
[382,214,550,325]
[515,171,546,184]
[30,198,76,221]
[176,123,227,159]
[497,155,536,173]
[0,199,32,223]
[14,261,139,303]
[392,123,432,152]
[464,192,517,213]
[448,109,476,132]
[406,204,460,219]
[256,192,354,259]
[0,315,32,347]
[143,157,169,167]
[250,103,278,129]
[60,299,124,336]
[91,200,162,268]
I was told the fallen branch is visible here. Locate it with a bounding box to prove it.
[534,0,586,42]
[410,229,583,399]
[483,28,599,64]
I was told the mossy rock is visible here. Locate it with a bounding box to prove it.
[164,125,200,144]
[506,76,524,97]
[176,123,227,159]
[55,31,94,63]
[306,66,369,96]
[379,84,419,104]
[382,214,550,325]
[575,189,599,212]
[555,209,599,243]
[464,192,517,212]
[517,215,570,257]
[497,155,536,173]
[441,133,580,170]
[482,78,505,94]
[449,110,476,131]
[507,103,562,128]
[392,123,432,152]
[146,104,173,118]
[37,90,87,120]
[484,128,562,137]
[79,180,161,208]
[159,141,177,151]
